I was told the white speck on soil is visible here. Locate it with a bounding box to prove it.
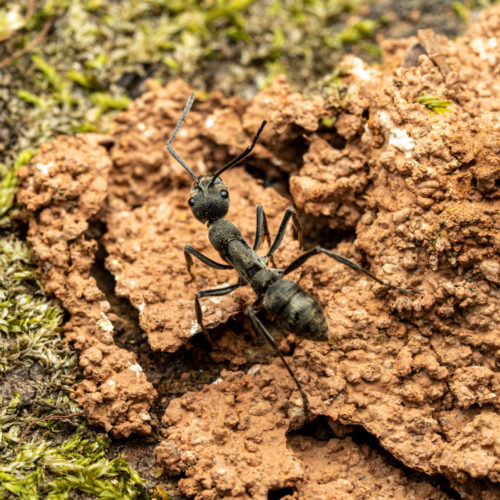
[36,161,55,175]
[389,128,416,158]
[129,363,143,375]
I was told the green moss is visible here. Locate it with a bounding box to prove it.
[453,0,500,22]
[90,92,132,111]
[0,150,36,227]
[67,69,99,90]
[1,429,149,499]
[3,0,386,165]
[315,65,348,102]
[31,54,64,91]
[417,93,453,114]
[321,117,336,128]
[452,1,470,21]
[0,236,69,373]
[85,53,108,70]
[16,90,48,109]
[0,235,150,498]
[359,42,382,58]
[339,18,377,44]
[71,122,98,132]
[31,54,75,106]
[151,484,172,499]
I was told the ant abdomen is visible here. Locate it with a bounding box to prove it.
[263,279,329,341]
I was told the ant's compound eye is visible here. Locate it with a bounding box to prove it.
[220,190,228,198]
[188,198,195,207]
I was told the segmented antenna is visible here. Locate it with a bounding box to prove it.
[208,120,267,187]
[167,93,199,182]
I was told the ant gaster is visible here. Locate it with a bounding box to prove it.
[167,93,418,416]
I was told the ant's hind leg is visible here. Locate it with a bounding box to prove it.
[247,308,309,418]
[283,247,419,294]
[266,208,303,260]
[184,245,232,281]
[194,283,242,345]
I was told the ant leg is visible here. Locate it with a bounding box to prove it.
[266,208,303,259]
[184,245,232,281]
[195,283,242,344]
[253,205,273,252]
[247,307,309,417]
[282,247,420,294]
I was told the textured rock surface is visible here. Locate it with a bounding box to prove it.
[153,8,500,497]
[17,6,500,498]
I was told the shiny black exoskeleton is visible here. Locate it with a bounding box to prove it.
[167,93,418,415]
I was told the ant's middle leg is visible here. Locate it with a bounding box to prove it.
[247,307,309,417]
[194,282,242,344]
[184,245,232,281]
[282,247,419,293]
[266,207,303,259]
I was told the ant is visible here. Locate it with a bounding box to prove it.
[167,93,418,416]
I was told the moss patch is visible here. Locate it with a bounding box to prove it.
[1,0,381,165]
[417,93,453,114]
[0,235,150,499]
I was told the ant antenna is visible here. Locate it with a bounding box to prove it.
[208,120,267,187]
[167,92,199,183]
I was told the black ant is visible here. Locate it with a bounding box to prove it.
[167,93,418,416]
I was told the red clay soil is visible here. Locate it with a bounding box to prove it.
[17,6,500,499]
[16,134,157,436]
[157,364,450,499]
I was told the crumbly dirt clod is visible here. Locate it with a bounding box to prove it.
[16,134,157,436]
[156,363,450,500]
[16,6,500,498]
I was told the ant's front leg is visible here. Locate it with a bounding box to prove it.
[266,208,303,260]
[253,205,273,252]
[283,247,420,294]
[253,205,277,267]
[194,283,242,344]
[184,245,232,281]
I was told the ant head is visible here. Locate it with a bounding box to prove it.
[166,92,266,224]
[188,176,229,223]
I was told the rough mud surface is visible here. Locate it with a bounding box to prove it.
[17,7,500,499]
[157,365,450,500]
[16,135,157,437]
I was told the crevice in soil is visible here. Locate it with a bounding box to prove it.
[267,487,296,500]
[87,221,227,412]
[348,425,461,500]
[318,126,348,150]
[299,213,355,250]
[287,416,462,500]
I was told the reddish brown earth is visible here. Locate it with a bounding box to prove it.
[17,6,500,500]
[16,134,157,437]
